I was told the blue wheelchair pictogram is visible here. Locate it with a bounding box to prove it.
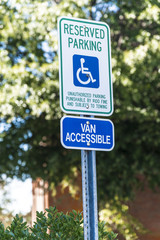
[73,54,99,88]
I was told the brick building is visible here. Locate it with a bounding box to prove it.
[31,177,83,226]
[31,178,160,239]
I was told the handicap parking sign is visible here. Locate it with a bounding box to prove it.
[58,17,113,116]
[73,54,99,88]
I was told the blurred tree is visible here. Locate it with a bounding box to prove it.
[0,0,160,207]
[96,0,160,202]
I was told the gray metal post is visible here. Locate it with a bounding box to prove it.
[81,150,98,240]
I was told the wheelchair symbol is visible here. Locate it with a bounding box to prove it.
[76,58,96,85]
[73,54,99,89]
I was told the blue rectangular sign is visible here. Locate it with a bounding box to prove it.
[61,116,114,151]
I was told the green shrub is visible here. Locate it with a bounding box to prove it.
[0,207,118,240]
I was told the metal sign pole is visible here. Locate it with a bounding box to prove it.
[81,149,98,240]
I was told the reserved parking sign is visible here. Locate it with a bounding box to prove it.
[58,16,113,116]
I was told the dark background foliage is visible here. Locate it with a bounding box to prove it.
[0,0,160,204]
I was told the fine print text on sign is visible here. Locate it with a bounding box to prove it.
[61,116,114,151]
[58,16,113,116]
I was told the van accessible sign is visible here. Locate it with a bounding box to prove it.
[58,16,113,116]
[61,116,114,151]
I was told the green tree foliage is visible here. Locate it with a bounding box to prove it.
[0,207,118,240]
[96,0,160,201]
[99,200,147,240]
[0,0,88,182]
[0,0,160,208]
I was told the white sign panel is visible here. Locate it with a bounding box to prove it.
[58,16,113,116]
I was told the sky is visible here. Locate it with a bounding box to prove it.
[0,178,32,215]
[0,124,32,215]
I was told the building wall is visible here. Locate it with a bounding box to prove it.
[31,176,82,225]
[32,178,160,240]
[129,186,160,240]
[31,178,49,225]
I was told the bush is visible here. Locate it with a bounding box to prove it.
[0,207,118,240]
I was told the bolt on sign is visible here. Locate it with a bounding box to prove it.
[58,16,113,116]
